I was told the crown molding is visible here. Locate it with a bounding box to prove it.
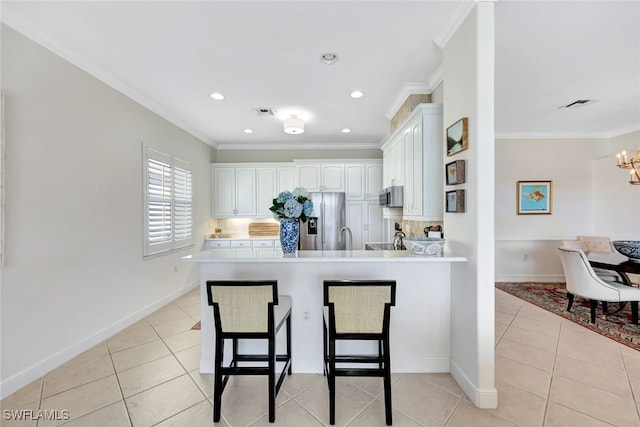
[384,82,431,120]
[433,1,478,49]
[1,14,216,148]
[427,63,444,93]
[495,124,640,140]
[215,142,382,151]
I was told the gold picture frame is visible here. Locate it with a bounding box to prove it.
[446,117,468,157]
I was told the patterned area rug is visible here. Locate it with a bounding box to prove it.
[496,282,640,351]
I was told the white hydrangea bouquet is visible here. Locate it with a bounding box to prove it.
[270,187,314,222]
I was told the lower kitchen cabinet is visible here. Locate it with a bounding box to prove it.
[204,238,279,251]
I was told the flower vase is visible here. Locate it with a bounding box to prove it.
[279,218,299,254]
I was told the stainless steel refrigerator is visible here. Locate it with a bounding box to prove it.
[299,192,347,250]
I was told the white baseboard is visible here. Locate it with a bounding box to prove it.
[495,274,565,283]
[450,359,498,408]
[0,280,199,400]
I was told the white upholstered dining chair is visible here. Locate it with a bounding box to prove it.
[558,246,640,324]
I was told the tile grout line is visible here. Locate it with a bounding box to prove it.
[541,313,564,427]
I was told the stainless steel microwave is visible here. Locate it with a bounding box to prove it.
[378,186,403,207]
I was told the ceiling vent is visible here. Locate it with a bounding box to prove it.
[559,99,597,109]
[255,107,275,116]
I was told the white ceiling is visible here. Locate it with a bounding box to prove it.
[2,1,639,150]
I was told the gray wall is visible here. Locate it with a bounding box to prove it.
[1,24,215,397]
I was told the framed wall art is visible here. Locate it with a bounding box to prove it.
[446,117,468,157]
[517,180,552,215]
[445,160,465,185]
[445,190,465,213]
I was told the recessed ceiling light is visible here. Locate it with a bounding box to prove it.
[210,92,225,100]
[320,53,339,65]
[341,128,351,133]
[243,129,253,134]
[350,91,364,99]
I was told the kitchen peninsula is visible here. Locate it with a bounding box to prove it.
[182,249,466,374]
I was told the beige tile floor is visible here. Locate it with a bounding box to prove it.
[3,288,640,426]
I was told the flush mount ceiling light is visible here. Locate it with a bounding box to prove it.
[350,90,364,99]
[320,52,339,65]
[284,115,304,134]
[210,92,225,100]
[341,128,351,133]
[243,129,253,134]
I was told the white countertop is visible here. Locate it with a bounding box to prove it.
[182,249,467,263]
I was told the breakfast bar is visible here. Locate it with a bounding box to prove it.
[182,250,467,374]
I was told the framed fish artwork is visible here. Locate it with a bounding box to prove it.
[517,181,552,215]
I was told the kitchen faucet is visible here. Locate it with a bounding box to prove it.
[339,226,353,250]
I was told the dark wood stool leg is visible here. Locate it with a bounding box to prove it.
[590,299,598,323]
[632,301,639,325]
[268,330,276,423]
[286,314,292,375]
[329,337,336,425]
[566,293,574,312]
[602,301,608,315]
[383,335,392,426]
[213,336,224,422]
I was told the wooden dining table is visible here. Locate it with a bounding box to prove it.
[588,252,640,287]
[588,252,640,314]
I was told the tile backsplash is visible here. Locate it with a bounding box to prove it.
[401,220,444,237]
[212,218,278,236]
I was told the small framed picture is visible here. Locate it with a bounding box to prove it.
[445,190,465,213]
[446,117,468,157]
[445,160,466,185]
[517,181,552,215]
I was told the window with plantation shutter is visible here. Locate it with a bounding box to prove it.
[144,146,193,256]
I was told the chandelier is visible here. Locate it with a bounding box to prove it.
[616,149,640,185]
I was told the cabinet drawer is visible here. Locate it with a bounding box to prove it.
[207,240,230,249]
[252,240,275,249]
[230,240,252,249]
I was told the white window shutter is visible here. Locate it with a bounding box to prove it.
[144,147,193,256]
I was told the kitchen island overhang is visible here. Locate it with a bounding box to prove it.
[182,250,467,374]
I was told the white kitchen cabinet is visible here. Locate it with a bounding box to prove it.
[256,165,297,217]
[277,167,296,193]
[346,201,384,250]
[212,166,256,217]
[295,162,344,192]
[321,164,344,191]
[205,239,231,250]
[256,168,276,217]
[381,104,443,221]
[345,161,382,201]
[382,136,404,188]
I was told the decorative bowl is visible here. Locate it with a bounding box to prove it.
[404,237,445,256]
[612,240,640,262]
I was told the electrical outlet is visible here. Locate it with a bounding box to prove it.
[174,265,178,273]
[521,253,528,261]
[302,310,310,322]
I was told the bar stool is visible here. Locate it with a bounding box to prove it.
[206,280,292,423]
[323,280,396,425]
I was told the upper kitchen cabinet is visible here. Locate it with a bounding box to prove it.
[295,161,344,192]
[256,165,297,217]
[212,165,256,217]
[381,103,443,221]
[345,161,383,200]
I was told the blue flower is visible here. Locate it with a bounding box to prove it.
[277,191,293,203]
[292,187,309,198]
[303,200,314,216]
[284,199,303,218]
